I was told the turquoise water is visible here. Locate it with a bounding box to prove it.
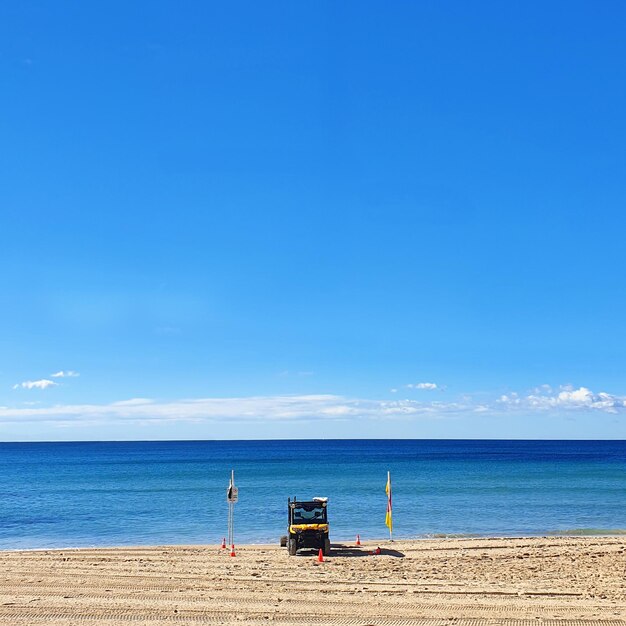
[0,440,624,549]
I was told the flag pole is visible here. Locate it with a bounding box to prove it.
[385,470,393,542]
[231,470,235,546]
[388,470,392,542]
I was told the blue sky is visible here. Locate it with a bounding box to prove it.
[1,2,626,440]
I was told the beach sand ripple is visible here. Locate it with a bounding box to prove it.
[1,536,625,625]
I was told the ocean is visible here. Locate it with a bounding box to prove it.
[0,439,624,550]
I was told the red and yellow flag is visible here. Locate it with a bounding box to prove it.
[385,471,392,535]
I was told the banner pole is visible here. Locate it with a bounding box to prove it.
[231,470,235,546]
[388,470,392,542]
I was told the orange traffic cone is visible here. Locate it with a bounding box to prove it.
[317,548,324,562]
[221,537,226,549]
[356,534,361,546]
[230,544,236,557]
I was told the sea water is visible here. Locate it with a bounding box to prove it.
[0,439,624,549]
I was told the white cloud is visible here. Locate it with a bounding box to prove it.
[530,384,553,394]
[51,370,80,378]
[111,398,154,406]
[1,384,624,427]
[12,379,58,390]
[0,394,470,425]
[498,385,626,414]
[407,382,439,390]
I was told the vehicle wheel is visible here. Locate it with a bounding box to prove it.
[323,538,331,555]
[288,537,297,556]
[280,535,287,547]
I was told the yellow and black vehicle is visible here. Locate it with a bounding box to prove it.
[280,497,330,556]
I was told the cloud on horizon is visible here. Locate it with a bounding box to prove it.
[0,385,624,427]
[498,385,626,414]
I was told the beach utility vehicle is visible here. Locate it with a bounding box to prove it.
[280,497,330,556]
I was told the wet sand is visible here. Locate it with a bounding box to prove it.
[1,536,625,625]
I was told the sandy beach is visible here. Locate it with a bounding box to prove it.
[1,536,625,625]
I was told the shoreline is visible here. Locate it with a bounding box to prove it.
[1,536,625,625]
[3,529,626,553]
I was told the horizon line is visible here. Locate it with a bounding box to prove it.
[1,437,624,444]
